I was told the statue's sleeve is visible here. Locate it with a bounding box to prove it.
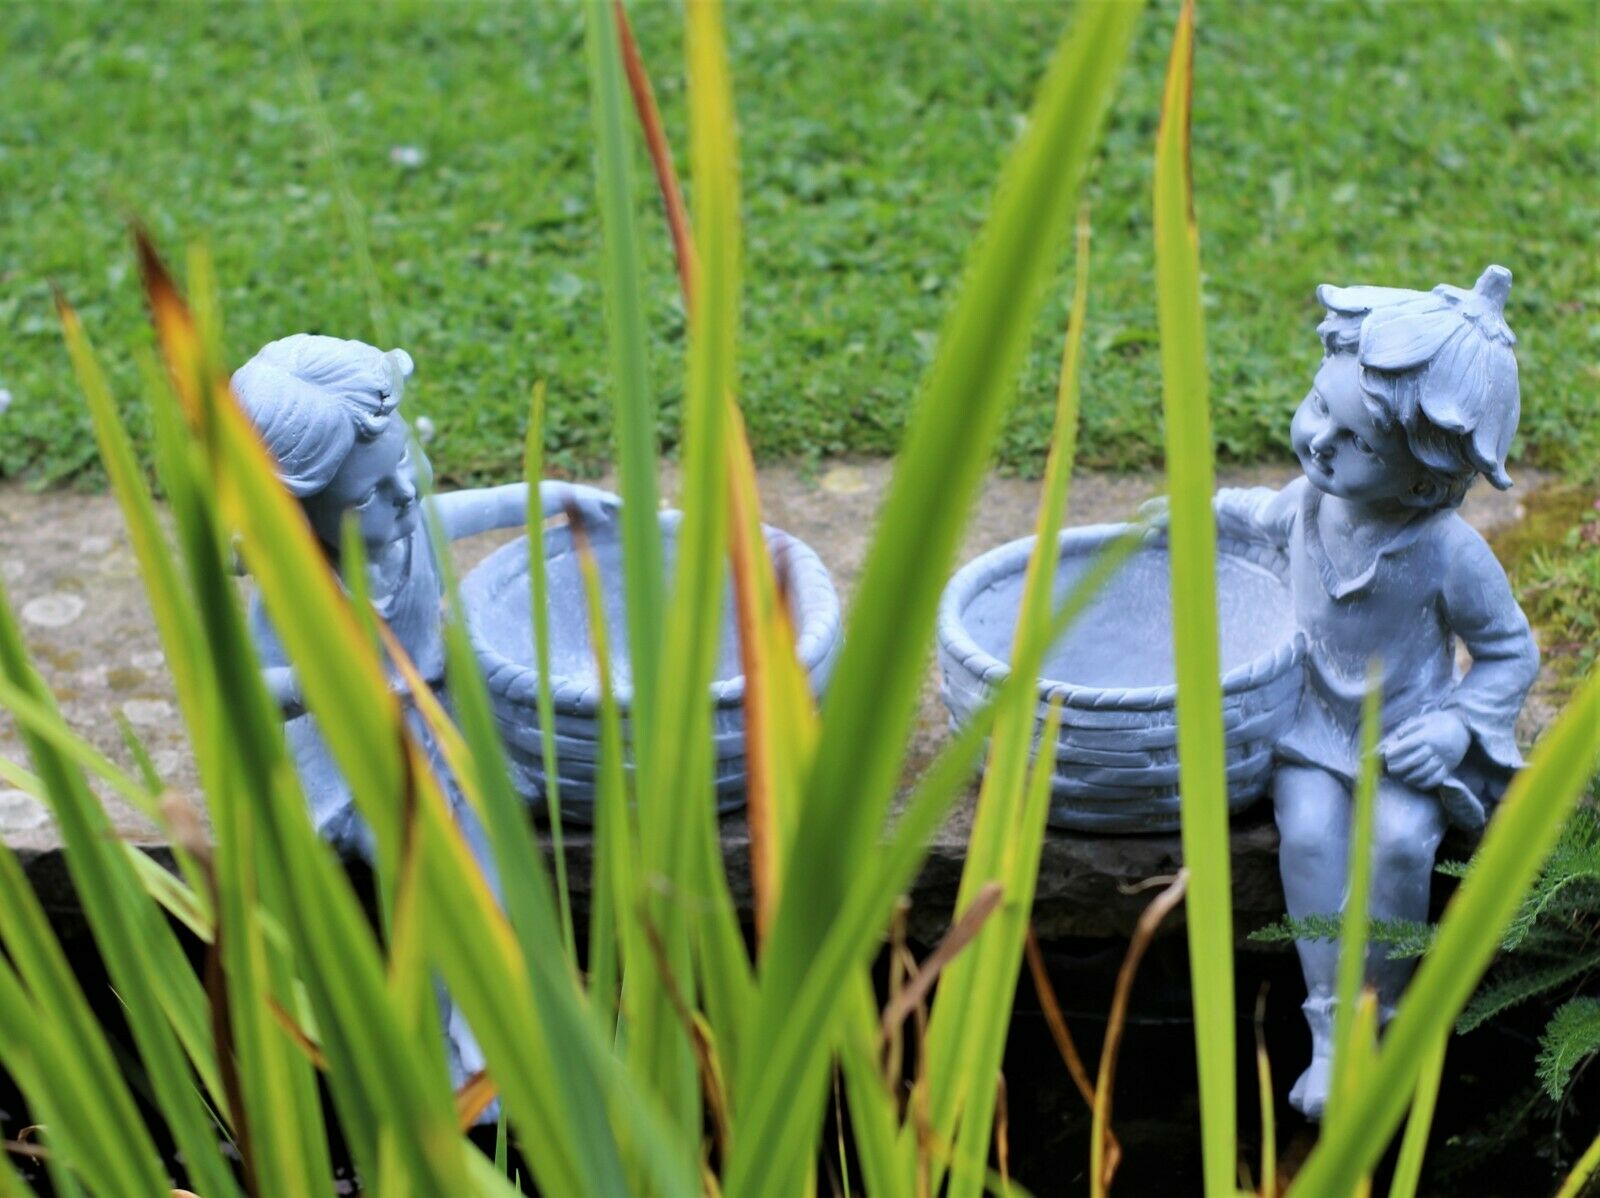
[428,483,529,542]
[1439,526,1540,775]
[1212,477,1302,548]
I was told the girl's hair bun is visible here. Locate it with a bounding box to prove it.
[233,335,412,497]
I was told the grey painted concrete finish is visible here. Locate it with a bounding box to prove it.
[0,460,1552,939]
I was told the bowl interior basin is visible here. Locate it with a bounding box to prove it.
[471,519,743,695]
[961,540,1293,690]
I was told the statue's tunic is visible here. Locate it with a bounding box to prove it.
[1216,478,1539,828]
[248,520,460,857]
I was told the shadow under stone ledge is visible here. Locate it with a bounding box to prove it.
[8,787,1485,948]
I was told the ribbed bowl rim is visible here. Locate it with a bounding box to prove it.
[935,521,1303,712]
[464,509,842,716]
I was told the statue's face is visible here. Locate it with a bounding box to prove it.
[1291,353,1420,505]
[304,418,421,553]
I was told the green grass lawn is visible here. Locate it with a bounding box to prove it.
[1,0,1594,487]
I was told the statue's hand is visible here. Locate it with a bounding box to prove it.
[265,666,306,720]
[566,484,622,532]
[1379,711,1471,792]
[389,672,417,709]
[1211,486,1279,542]
[1137,495,1170,530]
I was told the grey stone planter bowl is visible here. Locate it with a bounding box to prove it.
[936,522,1303,833]
[463,509,842,821]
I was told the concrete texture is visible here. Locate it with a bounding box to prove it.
[0,460,1549,939]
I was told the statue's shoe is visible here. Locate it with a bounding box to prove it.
[1291,994,1336,1120]
[1289,1053,1331,1120]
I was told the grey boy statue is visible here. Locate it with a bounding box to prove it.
[232,333,616,1093]
[1213,266,1539,1118]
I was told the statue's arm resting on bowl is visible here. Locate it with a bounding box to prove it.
[426,481,621,542]
[1212,476,1305,548]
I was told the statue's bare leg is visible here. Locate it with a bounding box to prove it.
[1274,763,1350,1118]
[1368,778,1445,1017]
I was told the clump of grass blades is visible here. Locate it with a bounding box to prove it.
[2,3,1598,1197]
[0,1,1143,1191]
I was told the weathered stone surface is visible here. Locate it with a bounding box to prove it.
[0,461,1548,939]
[456,800,1289,945]
[0,788,51,832]
[21,591,85,628]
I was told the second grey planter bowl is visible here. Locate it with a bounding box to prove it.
[936,522,1303,833]
[463,508,842,821]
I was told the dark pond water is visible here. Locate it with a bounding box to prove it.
[4,898,1590,1195]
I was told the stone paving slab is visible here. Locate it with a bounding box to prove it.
[0,460,1549,939]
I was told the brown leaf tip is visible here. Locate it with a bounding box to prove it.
[49,280,74,322]
[131,223,187,318]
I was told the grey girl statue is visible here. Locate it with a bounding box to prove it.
[232,333,617,1097]
[1213,267,1539,1118]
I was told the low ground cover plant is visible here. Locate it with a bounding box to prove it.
[1254,783,1600,1174]
[0,3,1596,1196]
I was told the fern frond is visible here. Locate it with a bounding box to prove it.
[1381,919,1438,959]
[1457,951,1600,1034]
[1537,996,1600,1102]
[1513,923,1599,956]
[1503,874,1600,951]
[1249,913,1344,946]
[1248,913,1434,958]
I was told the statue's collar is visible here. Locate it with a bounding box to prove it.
[1301,486,1438,599]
